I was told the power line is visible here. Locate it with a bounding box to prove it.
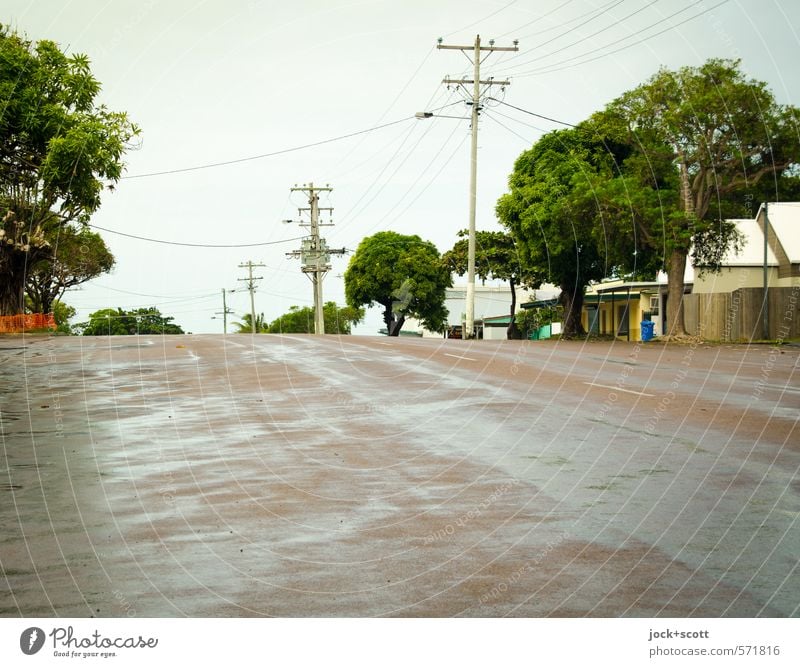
[495,0,576,39]
[509,0,729,77]
[88,283,220,299]
[498,0,660,72]
[121,101,463,180]
[121,116,416,179]
[487,98,578,127]
[87,223,305,248]
[442,0,519,38]
[494,0,624,68]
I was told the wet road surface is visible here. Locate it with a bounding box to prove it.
[1,334,798,617]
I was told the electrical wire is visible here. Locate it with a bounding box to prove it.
[334,90,462,231]
[487,98,578,128]
[508,0,729,78]
[120,116,417,179]
[374,125,470,232]
[87,284,220,299]
[495,0,576,39]
[483,110,537,144]
[496,0,625,67]
[87,223,305,248]
[442,0,519,38]
[498,0,660,73]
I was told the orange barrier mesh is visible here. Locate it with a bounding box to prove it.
[0,313,57,333]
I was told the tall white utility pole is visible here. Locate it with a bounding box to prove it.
[438,35,517,338]
[286,183,346,335]
[238,261,265,333]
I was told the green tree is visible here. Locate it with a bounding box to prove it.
[496,128,610,338]
[234,312,269,333]
[0,26,138,315]
[52,300,76,334]
[267,302,364,334]
[344,231,451,336]
[79,307,184,335]
[594,58,800,335]
[442,230,535,339]
[26,224,114,314]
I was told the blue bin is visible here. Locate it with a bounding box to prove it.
[641,320,655,342]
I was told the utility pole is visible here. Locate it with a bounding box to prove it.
[238,261,265,333]
[438,34,517,338]
[285,183,346,335]
[215,288,235,334]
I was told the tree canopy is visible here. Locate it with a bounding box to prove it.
[592,58,800,334]
[78,307,184,335]
[442,229,535,338]
[496,128,612,337]
[0,26,138,315]
[267,302,364,334]
[344,231,451,336]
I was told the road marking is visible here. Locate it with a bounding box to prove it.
[583,382,654,397]
[444,353,477,361]
[377,342,392,346]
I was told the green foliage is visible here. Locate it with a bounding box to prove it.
[442,229,536,338]
[442,230,532,285]
[78,307,184,335]
[234,312,269,333]
[588,58,800,333]
[26,224,114,314]
[266,302,364,334]
[496,128,612,337]
[514,305,561,338]
[344,231,451,336]
[51,299,75,334]
[0,26,138,315]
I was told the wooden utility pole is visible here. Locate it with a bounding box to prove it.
[215,288,235,334]
[438,35,517,338]
[286,183,346,335]
[238,261,264,333]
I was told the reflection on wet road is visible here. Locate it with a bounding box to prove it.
[1,334,798,617]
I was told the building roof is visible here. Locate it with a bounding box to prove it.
[482,315,513,324]
[716,218,779,267]
[520,297,559,310]
[594,281,664,294]
[757,202,800,265]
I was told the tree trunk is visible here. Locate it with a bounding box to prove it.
[506,277,522,339]
[666,248,688,336]
[382,301,405,337]
[0,258,27,316]
[387,315,405,337]
[664,156,692,338]
[560,286,586,338]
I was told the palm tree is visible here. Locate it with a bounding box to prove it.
[234,312,268,333]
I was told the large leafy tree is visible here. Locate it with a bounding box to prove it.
[594,58,800,335]
[0,26,138,315]
[496,128,612,338]
[442,230,535,339]
[344,231,451,336]
[79,307,184,335]
[26,224,114,314]
[267,302,364,334]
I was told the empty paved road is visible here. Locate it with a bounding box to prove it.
[1,334,798,616]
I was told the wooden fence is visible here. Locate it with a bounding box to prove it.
[683,287,800,341]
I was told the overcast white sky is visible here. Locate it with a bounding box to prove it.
[5,0,799,333]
